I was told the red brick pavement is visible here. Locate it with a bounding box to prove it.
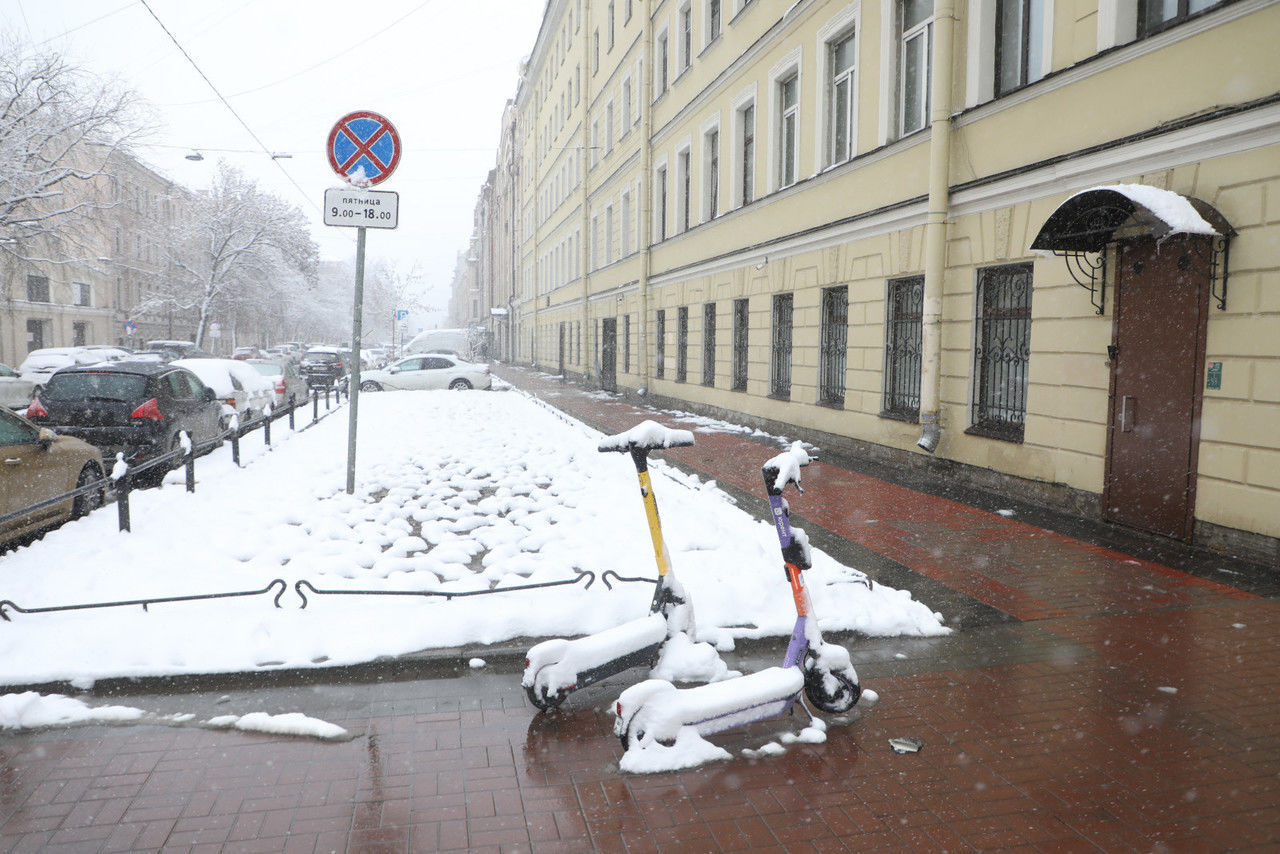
[0,366,1275,853]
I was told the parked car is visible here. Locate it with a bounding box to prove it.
[232,346,263,360]
[172,358,274,428]
[0,407,106,547]
[24,361,222,486]
[299,347,348,389]
[246,359,308,408]
[18,347,109,390]
[1,363,37,410]
[359,354,492,392]
[142,340,215,361]
[79,345,134,361]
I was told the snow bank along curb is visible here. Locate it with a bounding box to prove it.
[0,391,946,690]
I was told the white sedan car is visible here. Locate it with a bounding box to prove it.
[358,354,491,392]
[172,357,275,427]
[18,347,107,390]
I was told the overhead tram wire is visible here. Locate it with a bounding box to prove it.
[163,0,442,108]
[137,0,320,215]
[32,1,136,47]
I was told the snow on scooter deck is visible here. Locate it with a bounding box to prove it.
[524,612,668,701]
[614,666,806,747]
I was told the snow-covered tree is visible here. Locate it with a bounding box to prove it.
[0,38,145,264]
[159,162,319,348]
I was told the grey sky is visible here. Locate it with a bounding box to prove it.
[3,0,547,306]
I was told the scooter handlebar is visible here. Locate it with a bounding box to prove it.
[762,442,817,495]
[598,420,696,454]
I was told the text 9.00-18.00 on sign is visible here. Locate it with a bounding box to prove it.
[323,188,399,230]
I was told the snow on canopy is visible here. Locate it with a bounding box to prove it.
[1090,184,1220,236]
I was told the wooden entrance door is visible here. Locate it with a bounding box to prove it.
[1103,236,1210,541]
[600,318,617,393]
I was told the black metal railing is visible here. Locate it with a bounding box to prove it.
[0,579,289,622]
[1,385,348,538]
[0,567,659,622]
[293,571,598,608]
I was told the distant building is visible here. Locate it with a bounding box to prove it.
[1,148,202,365]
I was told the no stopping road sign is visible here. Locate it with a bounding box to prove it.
[328,111,401,186]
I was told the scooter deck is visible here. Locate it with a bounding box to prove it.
[525,613,668,697]
[618,666,805,745]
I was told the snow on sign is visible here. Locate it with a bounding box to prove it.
[324,188,399,229]
[327,110,401,186]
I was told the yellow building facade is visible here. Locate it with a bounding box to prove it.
[485,0,1280,561]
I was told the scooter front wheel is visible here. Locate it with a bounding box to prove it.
[804,667,861,714]
[525,683,566,712]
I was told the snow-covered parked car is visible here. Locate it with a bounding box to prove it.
[358,353,492,392]
[245,359,308,408]
[18,347,108,391]
[172,358,274,428]
[1,363,38,410]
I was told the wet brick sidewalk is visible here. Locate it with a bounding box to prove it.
[0,366,1276,852]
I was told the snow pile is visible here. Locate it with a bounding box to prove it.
[0,691,144,729]
[207,711,348,740]
[0,691,348,740]
[0,391,945,687]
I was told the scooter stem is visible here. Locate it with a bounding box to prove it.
[631,447,670,579]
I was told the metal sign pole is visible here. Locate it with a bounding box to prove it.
[345,226,366,494]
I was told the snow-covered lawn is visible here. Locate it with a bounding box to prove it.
[0,388,946,689]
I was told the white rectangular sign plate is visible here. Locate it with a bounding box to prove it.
[324,188,399,229]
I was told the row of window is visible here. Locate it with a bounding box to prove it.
[644,263,1032,440]
[23,318,95,351]
[587,0,1236,247]
[534,0,1236,293]
[21,276,93,308]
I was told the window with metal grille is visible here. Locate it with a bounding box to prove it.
[818,286,848,406]
[656,309,666,378]
[770,293,792,399]
[702,302,716,386]
[971,263,1032,442]
[732,298,749,391]
[676,306,689,382]
[883,276,923,420]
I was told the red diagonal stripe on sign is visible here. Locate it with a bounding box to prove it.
[337,122,390,176]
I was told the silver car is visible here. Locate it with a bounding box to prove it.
[358,354,492,392]
[0,363,37,410]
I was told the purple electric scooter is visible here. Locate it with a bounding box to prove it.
[613,442,863,749]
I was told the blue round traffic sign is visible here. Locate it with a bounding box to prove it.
[328,111,401,186]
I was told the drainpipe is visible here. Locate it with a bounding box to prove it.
[638,0,654,395]
[581,0,594,383]
[917,0,956,454]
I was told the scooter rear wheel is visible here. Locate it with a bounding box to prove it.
[525,683,565,712]
[804,667,861,714]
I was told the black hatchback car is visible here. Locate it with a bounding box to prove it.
[25,361,224,483]
[299,348,348,389]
